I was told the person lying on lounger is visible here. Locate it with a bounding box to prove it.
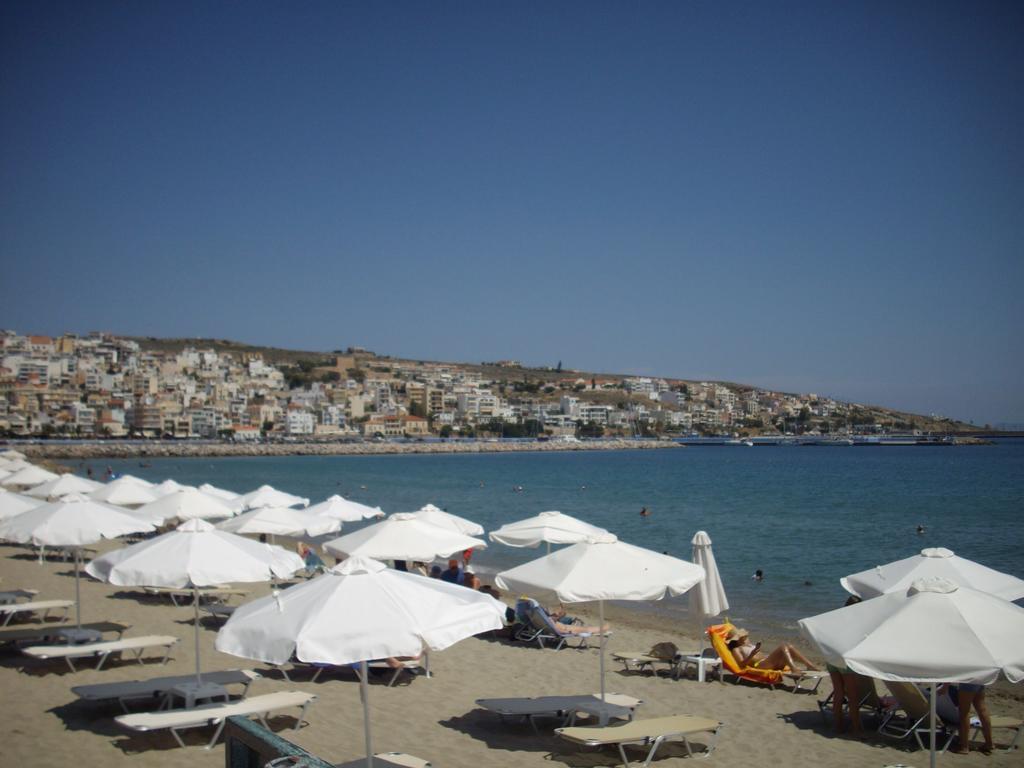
[726,627,818,672]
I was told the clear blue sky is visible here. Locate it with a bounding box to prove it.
[2,1,1021,425]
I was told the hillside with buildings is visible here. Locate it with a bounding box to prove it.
[0,331,977,441]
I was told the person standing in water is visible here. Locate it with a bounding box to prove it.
[639,506,650,517]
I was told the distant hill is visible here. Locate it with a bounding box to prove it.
[129,335,977,433]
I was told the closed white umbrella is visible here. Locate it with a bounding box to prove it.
[26,474,103,500]
[323,513,486,562]
[404,504,484,536]
[800,577,1024,768]
[91,478,159,507]
[0,494,153,633]
[86,519,304,682]
[689,531,729,654]
[216,556,505,767]
[841,547,1024,602]
[489,510,608,553]
[2,465,59,489]
[217,506,341,539]
[0,489,44,520]
[496,533,706,698]
[236,484,309,511]
[132,488,235,525]
[306,495,384,522]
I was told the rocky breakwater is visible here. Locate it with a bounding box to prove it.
[21,439,681,460]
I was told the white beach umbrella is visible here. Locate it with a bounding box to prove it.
[237,484,309,511]
[841,547,1024,602]
[0,489,44,519]
[489,510,608,553]
[323,513,486,562]
[1,465,59,489]
[403,504,484,536]
[113,473,156,488]
[216,555,505,767]
[198,483,240,501]
[306,495,384,522]
[86,519,304,682]
[0,449,27,461]
[0,459,32,473]
[132,488,235,525]
[0,494,154,631]
[496,533,706,698]
[689,530,729,645]
[0,468,12,482]
[800,577,1024,768]
[151,478,197,497]
[217,506,341,539]
[26,474,103,500]
[90,478,159,507]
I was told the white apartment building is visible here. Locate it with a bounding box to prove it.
[285,409,316,435]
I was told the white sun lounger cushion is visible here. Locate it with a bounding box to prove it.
[557,714,723,766]
[0,599,74,625]
[115,690,316,749]
[22,634,178,671]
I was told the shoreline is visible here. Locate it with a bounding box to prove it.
[13,438,681,461]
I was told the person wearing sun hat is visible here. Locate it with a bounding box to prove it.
[726,626,818,672]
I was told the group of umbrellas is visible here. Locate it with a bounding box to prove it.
[800,548,1024,767]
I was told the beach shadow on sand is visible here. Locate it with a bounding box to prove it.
[777,709,909,753]
[439,709,707,767]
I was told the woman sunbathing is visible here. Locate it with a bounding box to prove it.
[726,627,818,672]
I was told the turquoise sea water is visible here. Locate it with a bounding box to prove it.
[89,441,1024,635]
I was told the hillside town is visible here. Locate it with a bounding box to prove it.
[0,331,957,441]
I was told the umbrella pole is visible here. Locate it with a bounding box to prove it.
[193,585,202,683]
[360,660,374,768]
[74,548,82,630]
[929,684,937,768]
[599,600,606,701]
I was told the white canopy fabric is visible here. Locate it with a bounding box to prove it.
[488,510,608,549]
[0,459,32,473]
[0,468,12,482]
[1,465,59,489]
[800,576,1024,768]
[112,474,156,488]
[322,513,486,562]
[0,489,44,520]
[403,504,484,536]
[0,494,154,628]
[236,485,309,511]
[306,495,384,522]
[800,576,1024,685]
[495,534,706,603]
[495,534,705,698]
[132,488,235,524]
[198,483,240,500]
[0,449,27,461]
[841,547,1024,602]
[90,478,159,507]
[217,506,341,538]
[26,474,103,499]
[86,518,305,589]
[689,530,729,623]
[86,518,305,682]
[216,556,505,767]
[151,479,197,497]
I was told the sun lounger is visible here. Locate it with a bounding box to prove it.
[22,634,179,671]
[281,655,429,686]
[878,681,956,752]
[977,715,1022,752]
[556,714,724,766]
[477,693,643,731]
[0,599,74,626]
[817,671,885,725]
[200,604,236,622]
[0,621,128,648]
[514,598,609,650]
[72,669,260,713]
[144,586,249,606]
[707,623,825,693]
[115,690,316,749]
[612,643,680,677]
[333,753,431,768]
[0,588,39,604]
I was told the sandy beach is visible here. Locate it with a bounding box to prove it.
[1,539,1021,768]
